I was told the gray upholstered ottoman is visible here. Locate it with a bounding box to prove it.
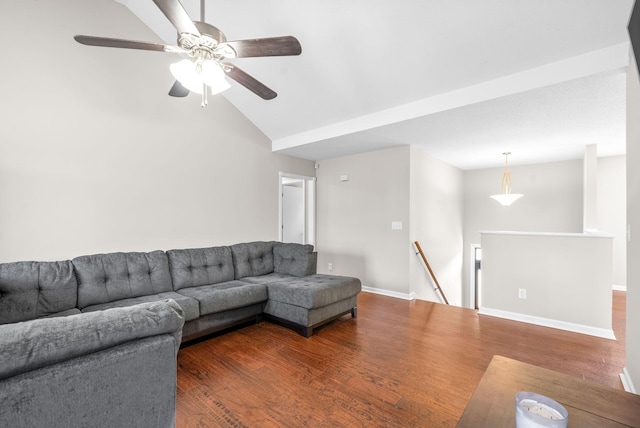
[263,274,361,337]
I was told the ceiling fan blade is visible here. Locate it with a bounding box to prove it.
[221,36,302,58]
[74,35,184,53]
[224,64,277,100]
[168,80,190,97]
[153,0,200,36]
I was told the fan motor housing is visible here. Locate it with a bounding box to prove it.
[178,21,235,60]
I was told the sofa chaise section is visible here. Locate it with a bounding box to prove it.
[236,242,360,337]
[167,246,268,342]
[262,274,361,337]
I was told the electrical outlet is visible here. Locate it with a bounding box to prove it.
[518,288,527,299]
[328,263,333,271]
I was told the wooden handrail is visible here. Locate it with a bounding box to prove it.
[414,241,450,305]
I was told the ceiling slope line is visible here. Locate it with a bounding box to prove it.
[271,42,630,154]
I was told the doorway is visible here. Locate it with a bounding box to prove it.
[279,173,316,246]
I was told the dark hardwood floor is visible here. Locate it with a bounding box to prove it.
[176,291,626,427]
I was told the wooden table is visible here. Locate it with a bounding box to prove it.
[456,355,640,427]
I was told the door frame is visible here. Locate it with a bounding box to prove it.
[279,172,316,246]
[469,243,481,309]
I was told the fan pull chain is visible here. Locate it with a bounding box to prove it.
[201,82,208,107]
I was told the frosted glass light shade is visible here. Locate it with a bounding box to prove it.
[490,193,524,206]
[170,59,230,96]
[201,60,230,94]
[170,59,204,94]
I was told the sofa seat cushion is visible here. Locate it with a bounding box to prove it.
[177,281,268,316]
[0,260,77,324]
[81,292,199,321]
[167,246,235,291]
[266,274,361,309]
[241,272,296,285]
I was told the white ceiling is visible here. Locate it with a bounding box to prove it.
[119,0,634,170]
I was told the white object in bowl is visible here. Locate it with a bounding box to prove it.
[515,392,568,428]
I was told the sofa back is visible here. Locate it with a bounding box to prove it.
[0,260,78,324]
[273,243,317,277]
[73,251,173,309]
[230,242,276,279]
[166,246,235,291]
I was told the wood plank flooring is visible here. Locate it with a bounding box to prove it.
[176,291,626,427]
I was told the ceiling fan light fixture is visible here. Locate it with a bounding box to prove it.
[490,152,524,206]
[74,0,301,103]
[170,59,204,94]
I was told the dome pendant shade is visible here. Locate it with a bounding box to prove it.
[490,193,524,206]
[490,152,524,206]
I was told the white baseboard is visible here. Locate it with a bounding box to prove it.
[362,286,416,301]
[612,284,627,292]
[478,307,616,340]
[620,368,638,394]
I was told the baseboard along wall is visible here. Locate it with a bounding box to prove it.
[620,368,638,394]
[478,307,616,340]
[362,286,416,301]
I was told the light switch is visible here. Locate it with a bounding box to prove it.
[339,174,349,182]
[391,221,403,230]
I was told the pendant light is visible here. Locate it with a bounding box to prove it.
[490,152,524,206]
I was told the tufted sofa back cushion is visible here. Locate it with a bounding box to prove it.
[0,260,78,324]
[273,243,317,277]
[166,246,235,291]
[230,242,275,279]
[73,251,173,309]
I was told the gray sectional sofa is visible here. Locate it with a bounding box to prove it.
[0,241,361,427]
[0,241,361,341]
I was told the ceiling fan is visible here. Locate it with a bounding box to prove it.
[74,0,301,105]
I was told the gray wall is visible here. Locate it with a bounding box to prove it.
[409,146,464,304]
[316,145,464,303]
[462,160,584,307]
[626,46,640,392]
[462,157,626,308]
[316,146,411,295]
[598,156,627,288]
[0,0,315,262]
[480,231,613,338]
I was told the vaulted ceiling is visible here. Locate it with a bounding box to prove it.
[119,0,634,169]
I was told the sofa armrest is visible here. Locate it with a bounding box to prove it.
[273,243,317,277]
[0,299,184,380]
